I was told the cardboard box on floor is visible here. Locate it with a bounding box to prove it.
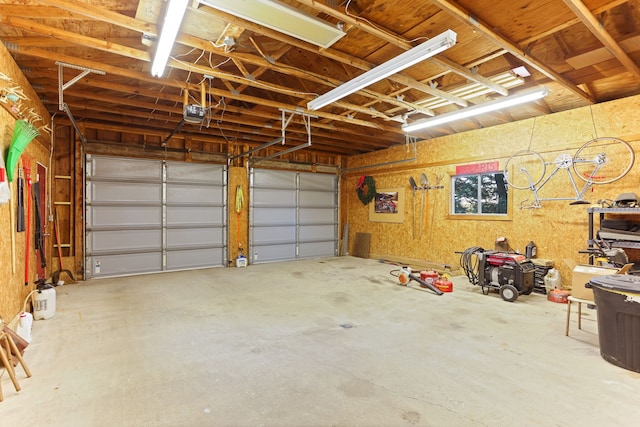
[565,259,633,301]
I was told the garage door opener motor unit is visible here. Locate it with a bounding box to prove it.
[460,247,535,302]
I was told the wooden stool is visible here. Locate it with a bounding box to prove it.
[565,296,596,336]
[0,328,32,402]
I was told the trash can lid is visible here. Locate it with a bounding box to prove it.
[589,275,640,294]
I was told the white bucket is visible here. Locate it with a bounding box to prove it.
[236,254,247,268]
[33,287,56,320]
[544,268,562,292]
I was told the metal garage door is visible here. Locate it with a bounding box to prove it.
[250,169,338,264]
[85,155,226,278]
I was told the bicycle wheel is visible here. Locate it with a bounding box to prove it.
[573,137,634,184]
[503,150,546,190]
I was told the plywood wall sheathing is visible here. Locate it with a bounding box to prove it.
[0,42,51,322]
[342,95,640,290]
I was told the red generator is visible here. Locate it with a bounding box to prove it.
[477,251,535,302]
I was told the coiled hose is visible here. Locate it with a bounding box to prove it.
[459,246,484,286]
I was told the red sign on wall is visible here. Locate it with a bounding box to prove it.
[455,161,500,175]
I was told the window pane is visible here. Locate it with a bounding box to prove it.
[453,175,479,214]
[480,173,508,214]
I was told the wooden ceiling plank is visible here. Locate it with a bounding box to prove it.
[562,0,640,80]
[4,32,394,133]
[517,0,630,46]
[37,0,157,35]
[292,0,509,98]
[31,0,465,118]
[0,15,148,61]
[1,13,410,126]
[0,5,79,19]
[430,0,594,103]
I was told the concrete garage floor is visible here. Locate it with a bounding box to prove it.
[2,256,640,426]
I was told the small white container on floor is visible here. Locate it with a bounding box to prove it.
[34,287,56,320]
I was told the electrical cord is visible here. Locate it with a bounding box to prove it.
[389,268,402,277]
[459,246,484,286]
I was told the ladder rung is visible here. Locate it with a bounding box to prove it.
[55,175,72,179]
[54,244,71,248]
[54,201,72,205]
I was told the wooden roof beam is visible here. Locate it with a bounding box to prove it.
[291,0,508,97]
[562,0,640,80]
[429,0,594,103]
[34,0,465,114]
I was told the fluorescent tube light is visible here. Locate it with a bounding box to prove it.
[151,0,189,78]
[199,0,345,48]
[307,29,457,111]
[402,86,549,133]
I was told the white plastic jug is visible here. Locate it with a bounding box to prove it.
[34,287,56,320]
[544,268,562,292]
[16,311,33,342]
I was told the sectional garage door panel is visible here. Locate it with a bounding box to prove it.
[299,241,336,258]
[254,244,297,263]
[89,156,163,180]
[167,227,223,247]
[252,188,297,207]
[252,226,296,244]
[300,207,334,224]
[86,155,227,278]
[165,161,226,271]
[89,181,163,204]
[166,205,224,227]
[167,184,224,205]
[87,205,162,229]
[93,253,163,277]
[253,169,297,189]
[250,169,338,264]
[88,229,162,253]
[299,190,335,207]
[166,248,225,270]
[251,207,296,226]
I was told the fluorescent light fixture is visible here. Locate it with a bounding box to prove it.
[307,29,457,111]
[151,0,189,78]
[199,0,345,48]
[417,71,525,111]
[402,86,549,133]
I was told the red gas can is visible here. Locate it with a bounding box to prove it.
[435,279,453,292]
[420,270,439,286]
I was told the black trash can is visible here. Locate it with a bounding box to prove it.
[589,275,640,373]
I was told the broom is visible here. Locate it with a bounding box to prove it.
[6,120,39,183]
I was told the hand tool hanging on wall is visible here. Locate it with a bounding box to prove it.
[16,166,24,232]
[408,177,418,238]
[51,207,75,284]
[419,173,429,237]
[428,173,445,244]
[23,164,32,286]
[2,150,15,272]
[32,180,46,269]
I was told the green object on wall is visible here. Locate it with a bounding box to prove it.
[6,120,39,182]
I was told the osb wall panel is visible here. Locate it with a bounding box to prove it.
[1,42,52,322]
[228,166,248,265]
[343,95,640,289]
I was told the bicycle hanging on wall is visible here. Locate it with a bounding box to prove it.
[503,137,635,209]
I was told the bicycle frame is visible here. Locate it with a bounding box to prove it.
[521,155,606,209]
